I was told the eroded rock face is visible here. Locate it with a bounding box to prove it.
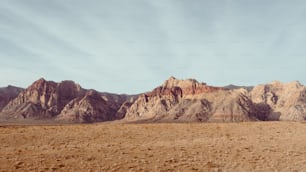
[115,96,137,119]
[125,77,256,122]
[1,77,305,123]
[56,90,117,123]
[250,81,306,121]
[160,76,222,96]
[125,78,306,122]
[0,85,24,110]
[56,90,137,123]
[0,78,132,122]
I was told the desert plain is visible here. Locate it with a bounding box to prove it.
[0,122,306,172]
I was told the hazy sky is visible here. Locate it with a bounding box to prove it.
[0,0,305,94]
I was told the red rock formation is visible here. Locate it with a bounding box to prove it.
[1,77,304,123]
[125,77,306,122]
[251,81,306,121]
[124,77,253,122]
[146,76,223,97]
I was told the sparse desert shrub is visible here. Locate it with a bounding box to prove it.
[251,103,271,121]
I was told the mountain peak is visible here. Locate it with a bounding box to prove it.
[28,78,56,91]
[36,77,46,83]
[162,77,207,89]
[168,76,177,80]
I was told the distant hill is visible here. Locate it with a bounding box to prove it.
[0,85,24,110]
[223,84,254,91]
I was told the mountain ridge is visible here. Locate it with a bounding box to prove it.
[124,77,305,122]
[0,78,136,123]
[0,77,305,123]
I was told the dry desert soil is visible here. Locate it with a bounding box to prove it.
[0,122,306,171]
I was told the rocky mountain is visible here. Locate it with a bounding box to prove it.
[0,85,24,110]
[0,77,305,123]
[124,77,305,122]
[56,90,136,123]
[0,78,135,122]
[1,78,84,119]
[125,77,253,122]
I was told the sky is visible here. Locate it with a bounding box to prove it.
[0,0,305,94]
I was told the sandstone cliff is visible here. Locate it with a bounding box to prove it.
[124,77,305,122]
[1,77,304,123]
[250,81,306,121]
[125,77,259,122]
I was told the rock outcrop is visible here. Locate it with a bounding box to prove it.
[115,97,137,119]
[250,81,306,121]
[1,77,305,123]
[125,77,258,122]
[56,90,117,123]
[0,78,133,122]
[1,78,84,119]
[125,77,306,122]
[57,91,136,123]
[0,85,24,110]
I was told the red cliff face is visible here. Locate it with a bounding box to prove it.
[133,77,225,119]
[1,77,305,123]
[124,77,249,122]
[146,76,223,98]
[124,77,306,122]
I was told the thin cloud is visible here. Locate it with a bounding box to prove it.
[0,0,305,94]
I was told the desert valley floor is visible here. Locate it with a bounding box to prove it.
[0,122,306,171]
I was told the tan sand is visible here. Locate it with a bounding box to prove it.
[0,122,306,171]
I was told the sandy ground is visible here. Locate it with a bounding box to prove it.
[0,122,306,172]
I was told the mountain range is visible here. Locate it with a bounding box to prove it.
[0,77,305,123]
